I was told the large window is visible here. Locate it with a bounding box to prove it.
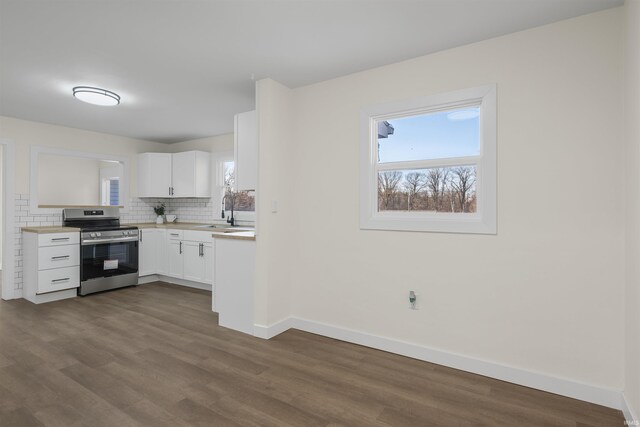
[223,161,255,212]
[360,85,496,234]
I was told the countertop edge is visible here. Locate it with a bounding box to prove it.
[211,232,256,241]
[21,227,81,234]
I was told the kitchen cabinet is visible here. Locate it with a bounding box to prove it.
[234,110,257,191]
[22,231,80,304]
[183,241,213,283]
[172,151,211,197]
[139,228,165,276]
[138,151,210,198]
[165,229,212,284]
[138,153,172,197]
[167,239,184,279]
[214,237,255,335]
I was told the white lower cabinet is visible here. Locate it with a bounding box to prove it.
[167,239,184,278]
[137,227,214,287]
[214,237,255,335]
[163,229,212,285]
[22,231,80,304]
[139,228,165,276]
[203,243,213,284]
[183,241,213,283]
[183,241,202,282]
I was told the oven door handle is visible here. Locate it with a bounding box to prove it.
[81,237,139,245]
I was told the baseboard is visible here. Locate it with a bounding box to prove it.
[272,316,623,410]
[254,317,294,339]
[623,393,639,425]
[139,274,212,292]
[138,275,159,285]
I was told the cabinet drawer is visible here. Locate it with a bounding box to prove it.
[38,245,79,270]
[167,230,184,240]
[37,266,80,294]
[38,232,80,247]
[184,230,213,243]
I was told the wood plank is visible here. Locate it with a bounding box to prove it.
[0,282,625,426]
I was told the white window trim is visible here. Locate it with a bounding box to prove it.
[359,84,496,234]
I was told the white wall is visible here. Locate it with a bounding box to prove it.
[166,133,234,154]
[625,0,640,419]
[0,145,3,267]
[0,116,169,197]
[254,79,295,326]
[37,154,100,205]
[257,8,626,391]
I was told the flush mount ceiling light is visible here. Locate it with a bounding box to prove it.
[72,86,120,106]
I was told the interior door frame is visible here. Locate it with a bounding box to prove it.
[0,138,15,300]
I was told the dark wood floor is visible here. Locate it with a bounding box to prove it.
[0,282,624,426]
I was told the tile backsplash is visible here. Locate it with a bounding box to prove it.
[13,193,253,291]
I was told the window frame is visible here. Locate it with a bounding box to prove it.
[360,84,496,234]
[212,151,256,222]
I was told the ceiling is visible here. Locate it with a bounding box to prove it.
[0,0,622,143]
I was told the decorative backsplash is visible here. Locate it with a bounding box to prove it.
[12,193,254,291]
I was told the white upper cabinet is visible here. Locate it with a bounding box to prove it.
[234,110,257,191]
[138,153,172,197]
[172,151,210,198]
[138,151,210,198]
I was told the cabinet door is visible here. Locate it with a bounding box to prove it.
[171,152,195,198]
[234,110,257,191]
[139,229,163,276]
[183,241,204,282]
[203,242,213,284]
[156,230,167,276]
[138,153,172,197]
[138,229,156,276]
[167,240,184,278]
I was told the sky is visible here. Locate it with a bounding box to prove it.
[378,107,480,163]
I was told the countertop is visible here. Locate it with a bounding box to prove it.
[128,222,210,230]
[128,223,256,241]
[21,222,256,240]
[21,226,81,234]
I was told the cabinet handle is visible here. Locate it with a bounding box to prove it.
[199,243,203,257]
[170,233,179,236]
[179,241,182,254]
[139,231,142,242]
[51,237,70,241]
[51,255,70,260]
[169,186,171,196]
[51,278,70,283]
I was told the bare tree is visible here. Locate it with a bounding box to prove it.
[403,172,427,210]
[378,171,403,210]
[451,166,476,212]
[426,168,451,211]
[426,168,443,210]
[224,163,235,187]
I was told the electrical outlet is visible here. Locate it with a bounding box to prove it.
[409,291,419,310]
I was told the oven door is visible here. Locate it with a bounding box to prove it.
[81,240,139,282]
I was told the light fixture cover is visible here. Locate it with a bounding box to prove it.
[73,86,120,106]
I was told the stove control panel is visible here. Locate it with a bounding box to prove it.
[81,228,139,246]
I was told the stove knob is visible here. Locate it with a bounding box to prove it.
[90,233,96,238]
[96,232,102,237]
[123,231,129,235]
